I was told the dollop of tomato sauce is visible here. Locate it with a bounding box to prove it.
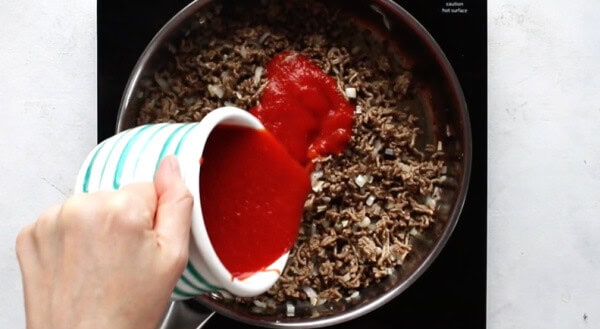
[200,52,354,280]
[251,52,354,167]
[200,125,310,279]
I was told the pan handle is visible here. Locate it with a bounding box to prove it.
[157,301,215,329]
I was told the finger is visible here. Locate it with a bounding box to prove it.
[153,156,193,255]
[57,193,101,230]
[32,204,62,253]
[17,204,61,271]
[15,223,41,301]
[115,182,158,230]
[15,223,37,267]
[32,204,62,239]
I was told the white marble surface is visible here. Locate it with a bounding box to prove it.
[0,0,96,328]
[488,0,600,327]
[1,0,599,328]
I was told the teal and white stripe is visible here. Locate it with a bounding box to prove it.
[75,107,284,301]
[74,122,222,301]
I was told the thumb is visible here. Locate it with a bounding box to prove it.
[153,155,193,254]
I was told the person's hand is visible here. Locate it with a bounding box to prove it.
[16,155,193,329]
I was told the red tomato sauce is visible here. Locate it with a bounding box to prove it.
[251,52,354,166]
[200,125,310,279]
[200,52,354,280]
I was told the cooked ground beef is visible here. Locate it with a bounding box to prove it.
[135,0,445,307]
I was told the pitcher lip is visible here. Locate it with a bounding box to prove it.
[181,107,289,297]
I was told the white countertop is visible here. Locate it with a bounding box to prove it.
[1,0,599,327]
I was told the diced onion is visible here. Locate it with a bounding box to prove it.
[311,170,324,181]
[366,195,376,206]
[345,87,357,98]
[253,300,267,308]
[208,84,224,98]
[359,216,371,228]
[311,171,324,190]
[371,140,383,157]
[446,124,452,137]
[259,32,271,44]
[372,203,382,215]
[310,170,323,179]
[345,290,360,302]
[432,186,442,199]
[286,303,295,317]
[342,273,351,282]
[355,105,362,114]
[425,196,437,209]
[303,286,317,298]
[254,66,264,85]
[312,180,325,193]
[302,286,318,306]
[354,174,368,187]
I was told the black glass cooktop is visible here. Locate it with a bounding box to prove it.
[98,1,486,328]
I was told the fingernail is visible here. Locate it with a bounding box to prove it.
[164,156,182,177]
